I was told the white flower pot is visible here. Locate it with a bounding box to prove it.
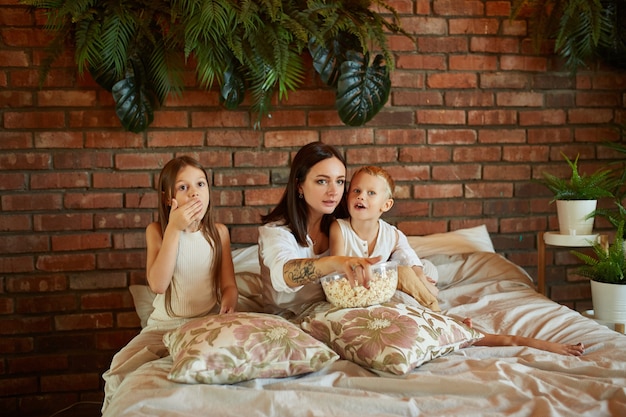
[556,200,597,235]
[591,280,626,322]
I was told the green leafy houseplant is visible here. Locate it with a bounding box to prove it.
[571,220,626,284]
[512,0,626,71]
[539,153,617,202]
[21,0,410,132]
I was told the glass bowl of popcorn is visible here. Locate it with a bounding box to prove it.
[320,261,398,308]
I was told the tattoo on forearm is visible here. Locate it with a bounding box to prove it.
[286,260,322,285]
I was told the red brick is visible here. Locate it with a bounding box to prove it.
[396,54,446,70]
[0,234,48,254]
[346,146,398,164]
[429,129,476,144]
[465,182,513,198]
[0,132,32,149]
[0,172,26,190]
[519,109,566,126]
[97,251,145,270]
[64,192,123,209]
[468,109,517,125]
[6,274,67,293]
[445,91,494,107]
[94,212,152,229]
[384,165,430,182]
[147,130,204,147]
[417,37,468,53]
[453,146,501,162]
[471,37,519,53]
[112,232,146,250]
[92,172,151,189]
[30,172,90,189]
[433,0,484,15]
[481,72,529,89]
[376,129,427,145]
[36,254,96,272]
[418,110,466,125]
[40,373,101,392]
[0,377,38,396]
[432,164,481,180]
[400,146,450,162]
[150,111,190,128]
[214,206,265,224]
[51,233,111,251]
[2,193,62,211]
[387,200,429,217]
[503,145,549,162]
[0,152,50,170]
[400,16,447,35]
[496,92,543,107]
[450,18,500,35]
[0,90,33,107]
[450,55,498,70]
[427,73,477,89]
[264,130,320,147]
[501,55,547,71]
[192,110,251,128]
[4,111,65,129]
[433,200,483,217]
[0,317,52,335]
[0,50,29,67]
[0,256,35,274]
[568,108,614,124]
[484,164,531,180]
[81,291,132,310]
[233,151,289,168]
[68,110,122,128]
[393,91,444,106]
[16,295,77,313]
[214,170,270,187]
[54,313,113,331]
[413,183,463,199]
[0,337,34,354]
[479,129,526,143]
[34,131,84,148]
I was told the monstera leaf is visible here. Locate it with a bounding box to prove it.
[336,51,391,126]
[309,34,361,87]
[220,64,246,110]
[111,58,158,133]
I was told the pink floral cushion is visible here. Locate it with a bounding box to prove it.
[300,303,483,375]
[163,312,339,384]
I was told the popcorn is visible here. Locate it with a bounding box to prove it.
[321,262,398,308]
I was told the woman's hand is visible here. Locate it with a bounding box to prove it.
[342,256,382,289]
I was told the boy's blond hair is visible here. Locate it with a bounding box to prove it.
[351,166,395,198]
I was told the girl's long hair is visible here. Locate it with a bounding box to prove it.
[157,156,222,316]
[261,142,347,246]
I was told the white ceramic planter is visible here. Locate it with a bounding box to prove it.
[556,200,597,235]
[591,280,626,322]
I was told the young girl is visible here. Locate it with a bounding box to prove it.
[102,156,238,412]
[330,165,585,356]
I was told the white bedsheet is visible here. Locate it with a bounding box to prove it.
[104,252,626,417]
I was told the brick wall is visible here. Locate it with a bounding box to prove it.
[1,0,625,415]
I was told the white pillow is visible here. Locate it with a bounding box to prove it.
[164,312,339,384]
[407,225,494,258]
[300,302,483,375]
[129,285,156,328]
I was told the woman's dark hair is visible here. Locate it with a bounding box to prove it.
[261,142,347,246]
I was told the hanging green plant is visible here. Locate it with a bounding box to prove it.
[512,0,626,71]
[21,0,411,132]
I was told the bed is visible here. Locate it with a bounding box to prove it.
[107,225,626,417]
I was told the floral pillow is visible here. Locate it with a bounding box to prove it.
[163,312,339,384]
[300,303,483,375]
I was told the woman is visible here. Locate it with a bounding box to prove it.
[258,142,379,317]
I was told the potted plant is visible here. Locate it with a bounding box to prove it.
[571,218,626,323]
[20,0,410,132]
[539,152,617,235]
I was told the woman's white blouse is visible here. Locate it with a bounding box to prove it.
[258,222,327,316]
